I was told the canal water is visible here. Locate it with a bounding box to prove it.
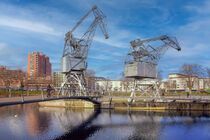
[0,104,210,140]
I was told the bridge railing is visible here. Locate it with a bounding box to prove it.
[0,87,104,101]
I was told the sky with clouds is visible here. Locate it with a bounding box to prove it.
[0,0,210,79]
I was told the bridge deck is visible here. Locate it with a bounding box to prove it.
[0,96,101,107]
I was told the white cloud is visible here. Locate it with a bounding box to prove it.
[185,0,210,14]
[0,16,61,36]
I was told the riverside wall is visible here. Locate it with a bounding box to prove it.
[38,99,210,111]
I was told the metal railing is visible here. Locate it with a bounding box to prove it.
[0,87,104,103]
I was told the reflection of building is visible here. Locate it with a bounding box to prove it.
[26,105,50,137]
[0,66,26,88]
[166,73,210,91]
[53,72,65,87]
[28,52,51,76]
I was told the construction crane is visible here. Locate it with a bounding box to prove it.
[124,35,181,102]
[59,5,109,95]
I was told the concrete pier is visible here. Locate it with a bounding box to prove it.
[38,99,210,111]
[38,99,100,109]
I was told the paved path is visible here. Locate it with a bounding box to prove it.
[0,95,101,107]
[1,95,210,108]
[0,95,58,107]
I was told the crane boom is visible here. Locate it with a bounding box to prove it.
[65,6,97,40]
[127,35,181,64]
[61,5,109,73]
[130,35,181,51]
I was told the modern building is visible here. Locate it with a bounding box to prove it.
[28,52,51,76]
[0,66,26,88]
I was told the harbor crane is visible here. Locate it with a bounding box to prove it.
[59,5,109,95]
[124,35,181,102]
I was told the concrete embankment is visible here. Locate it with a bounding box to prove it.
[38,99,210,111]
[38,99,100,109]
[113,102,210,111]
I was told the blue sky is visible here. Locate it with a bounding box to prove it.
[0,0,210,79]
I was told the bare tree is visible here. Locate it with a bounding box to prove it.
[206,68,210,88]
[207,68,210,77]
[103,78,111,92]
[179,64,204,94]
[121,79,130,93]
[85,69,96,92]
[157,70,163,81]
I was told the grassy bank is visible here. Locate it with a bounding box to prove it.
[0,89,51,97]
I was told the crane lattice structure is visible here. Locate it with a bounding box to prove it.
[59,5,108,96]
[124,35,181,103]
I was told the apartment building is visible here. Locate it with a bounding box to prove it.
[28,52,51,76]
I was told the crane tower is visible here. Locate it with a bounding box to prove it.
[124,35,181,102]
[59,5,109,95]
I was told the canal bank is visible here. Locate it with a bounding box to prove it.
[38,99,210,111]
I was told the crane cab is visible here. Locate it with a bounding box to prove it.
[61,56,87,73]
[124,61,157,79]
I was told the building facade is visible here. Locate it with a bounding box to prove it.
[95,78,157,92]
[28,52,51,76]
[0,66,27,88]
[167,73,210,91]
[24,76,52,88]
[53,72,65,87]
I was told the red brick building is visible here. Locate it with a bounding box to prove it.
[0,66,27,88]
[28,52,51,76]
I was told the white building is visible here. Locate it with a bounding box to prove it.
[167,73,210,91]
[95,78,157,92]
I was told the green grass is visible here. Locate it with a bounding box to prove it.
[0,89,55,97]
[205,88,210,91]
[173,91,210,95]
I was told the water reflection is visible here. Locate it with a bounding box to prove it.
[0,104,210,140]
[0,104,95,140]
[25,105,50,137]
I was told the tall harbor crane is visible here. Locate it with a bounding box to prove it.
[124,35,181,102]
[59,5,109,95]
